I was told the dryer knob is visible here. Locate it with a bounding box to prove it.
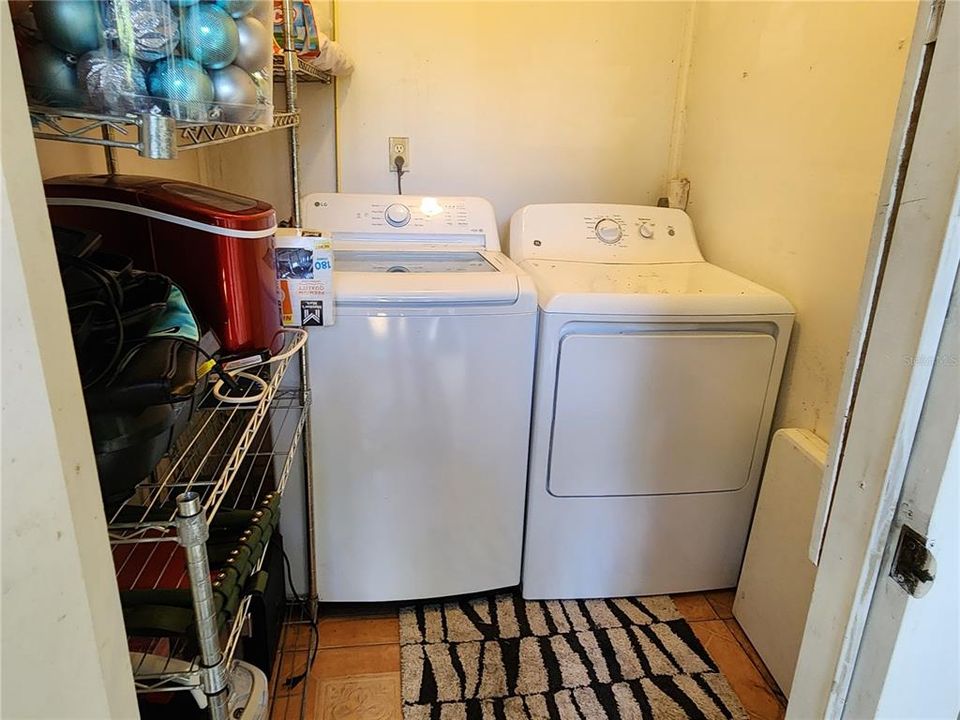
[639,223,654,239]
[595,218,622,244]
[385,203,411,227]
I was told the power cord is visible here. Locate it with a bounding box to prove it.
[210,328,308,404]
[393,155,406,195]
[280,546,320,689]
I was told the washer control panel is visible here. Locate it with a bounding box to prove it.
[594,218,623,244]
[302,193,502,251]
[384,202,412,227]
[509,203,703,264]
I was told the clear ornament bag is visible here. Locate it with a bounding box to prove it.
[14,0,274,127]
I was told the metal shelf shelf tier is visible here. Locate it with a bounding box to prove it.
[114,342,309,703]
[29,108,301,160]
[273,55,332,84]
[107,338,302,544]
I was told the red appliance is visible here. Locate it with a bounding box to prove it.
[45,175,280,354]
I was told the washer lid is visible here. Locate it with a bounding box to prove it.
[521,260,794,316]
[335,250,498,273]
[334,250,531,307]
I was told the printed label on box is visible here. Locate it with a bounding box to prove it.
[276,229,335,327]
[300,300,324,326]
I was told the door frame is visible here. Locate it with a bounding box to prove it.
[789,1,959,716]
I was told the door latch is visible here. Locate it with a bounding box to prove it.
[891,524,936,597]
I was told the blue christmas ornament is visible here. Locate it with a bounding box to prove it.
[147,57,214,121]
[180,4,239,70]
[214,0,257,19]
[33,0,102,55]
[21,43,86,108]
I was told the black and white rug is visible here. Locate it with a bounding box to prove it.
[399,593,746,719]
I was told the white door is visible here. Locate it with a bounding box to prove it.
[844,266,959,719]
[789,1,959,716]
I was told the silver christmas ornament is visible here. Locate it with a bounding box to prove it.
[215,0,257,18]
[210,65,260,123]
[77,49,148,113]
[232,16,271,73]
[102,0,179,62]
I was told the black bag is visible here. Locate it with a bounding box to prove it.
[54,226,207,511]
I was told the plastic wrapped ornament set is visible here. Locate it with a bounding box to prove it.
[17,0,274,125]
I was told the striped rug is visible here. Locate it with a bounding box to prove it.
[399,593,747,719]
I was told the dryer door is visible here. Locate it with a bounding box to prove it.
[548,330,776,497]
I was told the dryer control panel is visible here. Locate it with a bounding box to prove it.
[303,193,502,252]
[509,204,704,264]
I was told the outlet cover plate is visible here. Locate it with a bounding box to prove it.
[389,137,409,171]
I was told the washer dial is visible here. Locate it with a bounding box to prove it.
[385,203,411,227]
[595,218,622,244]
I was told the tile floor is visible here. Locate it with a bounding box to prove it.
[269,589,787,720]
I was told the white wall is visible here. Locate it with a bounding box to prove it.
[676,1,917,439]
[1,6,138,716]
[333,1,691,236]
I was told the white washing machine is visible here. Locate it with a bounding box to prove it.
[302,193,537,602]
[511,203,794,599]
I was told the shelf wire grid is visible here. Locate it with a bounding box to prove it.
[121,385,307,693]
[272,55,332,84]
[107,334,302,545]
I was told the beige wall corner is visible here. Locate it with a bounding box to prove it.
[677,1,918,438]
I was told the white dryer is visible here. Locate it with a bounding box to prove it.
[511,203,794,599]
[303,194,537,602]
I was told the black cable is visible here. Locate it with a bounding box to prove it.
[280,546,319,689]
[394,155,406,195]
[191,342,244,395]
[59,257,125,389]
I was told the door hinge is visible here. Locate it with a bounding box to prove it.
[891,524,936,597]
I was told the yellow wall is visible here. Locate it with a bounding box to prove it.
[35,140,207,181]
[677,0,917,438]
[204,89,338,223]
[332,1,691,234]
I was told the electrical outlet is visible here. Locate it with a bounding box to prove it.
[389,136,409,172]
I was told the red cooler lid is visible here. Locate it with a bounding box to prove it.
[44,175,277,236]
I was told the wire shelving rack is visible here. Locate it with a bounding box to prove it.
[24,0,327,715]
